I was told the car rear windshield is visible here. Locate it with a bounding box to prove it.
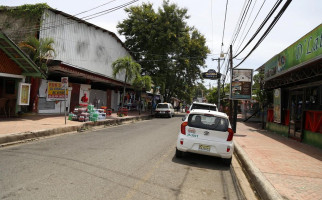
[191,104,217,111]
[157,104,169,108]
[188,114,228,132]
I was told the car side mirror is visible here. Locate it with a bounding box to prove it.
[182,117,186,121]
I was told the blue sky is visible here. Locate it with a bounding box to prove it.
[2,0,321,88]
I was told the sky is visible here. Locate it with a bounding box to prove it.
[2,0,322,89]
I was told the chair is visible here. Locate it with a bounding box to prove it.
[0,98,8,118]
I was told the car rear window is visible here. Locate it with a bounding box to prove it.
[157,104,169,108]
[188,114,228,132]
[191,104,217,111]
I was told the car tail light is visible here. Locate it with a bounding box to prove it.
[180,139,184,145]
[227,128,234,141]
[186,110,190,114]
[165,110,170,113]
[227,146,231,152]
[181,122,188,135]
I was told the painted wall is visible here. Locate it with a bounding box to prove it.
[39,10,129,82]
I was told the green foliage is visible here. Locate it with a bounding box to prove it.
[112,56,141,84]
[0,3,49,21]
[133,75,152,92]
[206,83,230,108]
[19,36,55,72]
[117,0,210,103]
[112,56,142,111]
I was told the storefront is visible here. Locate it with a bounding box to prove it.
[0,31,46,117]
[260,24,322,148]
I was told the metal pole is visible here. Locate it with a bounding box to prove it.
[229,45,233,124]
[217,59,220,111]
[64,88,66,125]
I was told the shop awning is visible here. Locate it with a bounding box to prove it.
[0,31,46,79]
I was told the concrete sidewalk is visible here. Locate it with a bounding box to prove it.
[234,120,322,200]
[1,112,321,200]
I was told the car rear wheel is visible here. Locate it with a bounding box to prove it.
[222,157,232,166]
[175,148,184,158]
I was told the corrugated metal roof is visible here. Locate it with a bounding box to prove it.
[0,31,47,78]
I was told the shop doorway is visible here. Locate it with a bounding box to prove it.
[289,91,304,140]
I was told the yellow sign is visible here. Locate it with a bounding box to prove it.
[47,82,68,101]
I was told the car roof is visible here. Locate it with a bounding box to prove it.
[191,102,217,106]
[189,109,228,119]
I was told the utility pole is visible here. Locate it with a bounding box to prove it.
[229,45,238,133]
[217,58,220,111]
[212,58,224,111]
[229,45,233,125]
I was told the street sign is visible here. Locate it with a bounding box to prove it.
[202,69,220,80]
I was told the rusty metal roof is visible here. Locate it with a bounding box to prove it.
[0,31,47,79]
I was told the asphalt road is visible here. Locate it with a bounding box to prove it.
[0,115,244,200]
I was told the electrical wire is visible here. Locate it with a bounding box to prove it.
[233,0,292,68]
[231,0,253,46]
[235,0,266,53]
[234,0,282,58]
[220,0,229,53]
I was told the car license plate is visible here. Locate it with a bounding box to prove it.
[199,144,210,152]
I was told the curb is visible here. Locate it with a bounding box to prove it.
[234,141,283,200]
[0,115,153,146]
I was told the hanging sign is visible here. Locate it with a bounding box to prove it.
[202,69,220,79]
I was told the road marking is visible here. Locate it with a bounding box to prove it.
[122,145,174,200]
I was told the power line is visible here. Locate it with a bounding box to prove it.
[234,0,292,68]
[235,0,266,53]
[220,0,229,53]
[233,0,282,58]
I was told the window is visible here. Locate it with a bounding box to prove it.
[191,104,217,111]
[188,114,228,131]
[157,104,169,108]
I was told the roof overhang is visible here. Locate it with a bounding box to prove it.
[47,61,130,88]
[0,31,47,79]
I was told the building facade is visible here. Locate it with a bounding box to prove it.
[259,24,322,148]
[0,5,138,114]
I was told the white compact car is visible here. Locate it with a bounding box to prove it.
[187,102,218,113]
[176,109,234,166]
[155,103,175,118]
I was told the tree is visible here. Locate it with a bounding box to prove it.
[112,56,141,113]
[19,36,55,72]
[117,0,209,103]
[132,75,152,114]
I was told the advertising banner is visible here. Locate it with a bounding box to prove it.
[47,82,68,101]
[264,24,322,80]
[274,88,282,123]
[231,69,253,100]
[18,83,31,105]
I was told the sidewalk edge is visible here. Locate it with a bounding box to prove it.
[234,141,283,200]
[0,115,153,146]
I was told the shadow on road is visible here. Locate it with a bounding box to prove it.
[171,152,230,171]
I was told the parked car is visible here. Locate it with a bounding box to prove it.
[176,109,234,166]
[187,102,218,113]
[155,103,175,118]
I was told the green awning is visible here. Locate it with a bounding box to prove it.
[0,31,46,79]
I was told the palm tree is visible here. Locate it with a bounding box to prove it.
[112,56,141,113]
[133,75,152,115]
[19,37,55,72]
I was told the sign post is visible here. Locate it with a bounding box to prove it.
[61,77,68,125]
